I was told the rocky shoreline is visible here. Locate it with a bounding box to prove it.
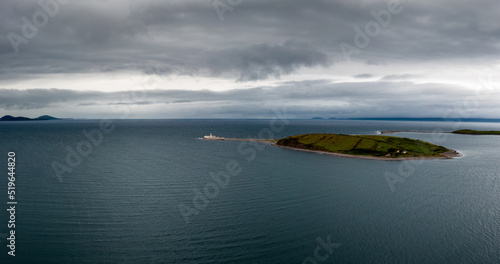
[380,130,449,134]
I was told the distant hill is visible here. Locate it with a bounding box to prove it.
[0,115,60,121]
[312,117,500,123]
[343,117,500,122]
[34,115,59,120]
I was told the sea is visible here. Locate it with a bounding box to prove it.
[0,119,499,263]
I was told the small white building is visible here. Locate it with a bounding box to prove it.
[203,133,225,140]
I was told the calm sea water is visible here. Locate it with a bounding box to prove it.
[0,119,499,263]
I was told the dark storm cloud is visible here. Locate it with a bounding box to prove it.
[208,41,330,81]
[1,0,500,81]
[1,0,499,118]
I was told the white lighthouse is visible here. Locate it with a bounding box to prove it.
[203,133,225,140]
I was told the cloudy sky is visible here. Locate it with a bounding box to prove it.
[1,0,499,119]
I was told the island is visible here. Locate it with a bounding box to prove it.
[452,129,500,135]
[0,115,60,121]
[203,132,461,160]
[274,133,460,160]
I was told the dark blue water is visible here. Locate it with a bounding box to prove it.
[1,119,499,263]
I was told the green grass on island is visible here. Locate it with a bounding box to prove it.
[452,129,500,135]
[276,133,450,158]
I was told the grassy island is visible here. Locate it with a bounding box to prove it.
[275,133,456,160]
[452,129,500,135]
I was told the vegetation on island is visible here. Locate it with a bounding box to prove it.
[452,129,500,135]
[276,133,450,158]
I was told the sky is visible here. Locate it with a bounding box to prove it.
[0,0,499,119]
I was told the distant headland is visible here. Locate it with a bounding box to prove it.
[452,129,500,135]
[381,129,500,135]
[0,115,60,121]
[311,117,500,123]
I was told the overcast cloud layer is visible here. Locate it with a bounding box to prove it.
[1,0,499,118]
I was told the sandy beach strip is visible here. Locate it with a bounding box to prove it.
[202,137,274,143]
